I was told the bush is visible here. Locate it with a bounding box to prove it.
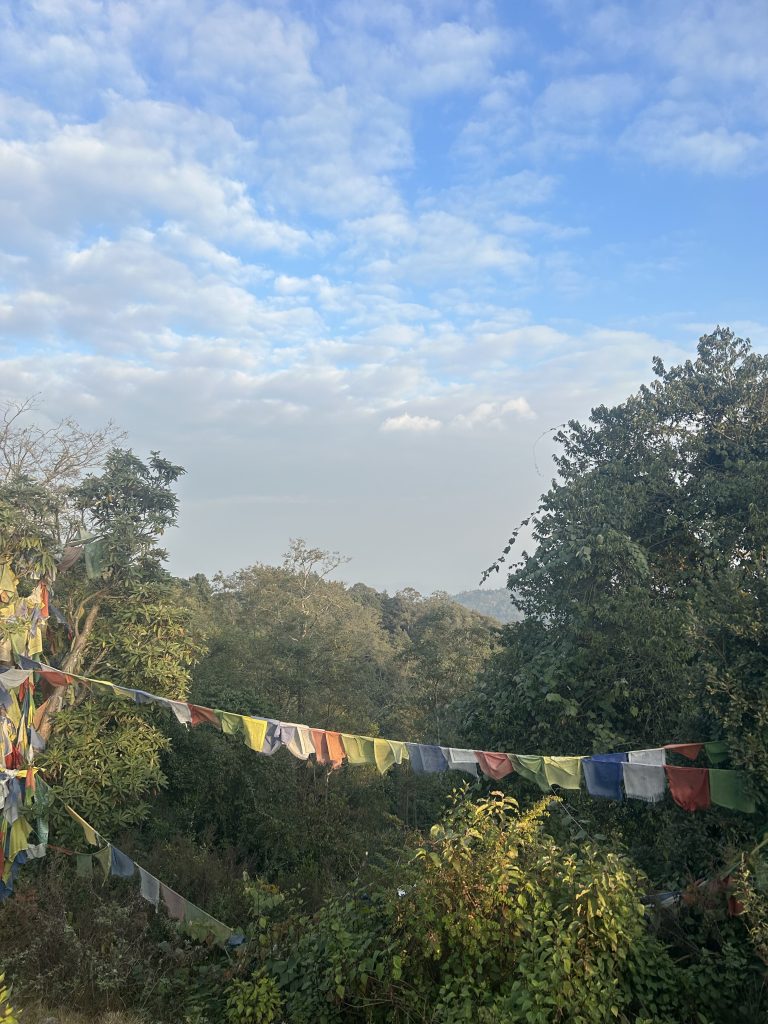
[227,792,691,1023]
[0,856,234,1022]
[0,973,19,1024]
[225,970,282,1024]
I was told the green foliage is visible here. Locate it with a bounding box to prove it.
[232,792,707,1023]
[0,972,19,1024]
[736,849,768,968]
[42,701,170,832]
[394,593,497,744]
[225,970,282,1024]
[70,449,184,583]
[91,581,206,698]
[0,476,59,580]
[467,330,768,877]
[39,580,204,833]
[157,543,493,901]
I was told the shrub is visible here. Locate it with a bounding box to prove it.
[0,973,19,1024]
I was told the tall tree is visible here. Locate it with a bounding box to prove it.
[466,329,768,877]
[0,402,203,829]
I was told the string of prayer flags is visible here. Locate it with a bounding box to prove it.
[14,658,759,815]
[0,769,49,899]
[64,804,243,947]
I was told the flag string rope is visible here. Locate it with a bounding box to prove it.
[11,656,756,813]
[61,801,243,947]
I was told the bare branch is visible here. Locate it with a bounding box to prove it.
[0,395,126,488]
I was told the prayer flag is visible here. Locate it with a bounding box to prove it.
[708,769,755,814]
[543,756,583,790]
[510,754,548,791]
[665,766,710,811]
[475,751,515,781]
[583,753,627,800]
[405,743,448,773]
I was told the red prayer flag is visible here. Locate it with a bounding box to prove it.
[310,729,330,764]
[189,705,221,730]
[37,668,74,688]
[665,766,711,811]
[475,751,515,780]
[309,728,344,768]
[664,743,704,761]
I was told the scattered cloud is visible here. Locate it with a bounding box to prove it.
[0,0,765,591]
[381,413,443,432]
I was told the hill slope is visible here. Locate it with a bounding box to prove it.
[451,588,521,624]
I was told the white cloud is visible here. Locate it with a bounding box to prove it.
[622,103,764,173]
[452,396,536,430]
[0,0,764,594]
[321,5,508,98]
[0,110,310,254]
[381,413,443,432]
[502,397,536,418]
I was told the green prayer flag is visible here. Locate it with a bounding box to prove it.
[216,710,244,736]
[183,903,233,944]
[704,740,730,766]
[84,537,107,580]
[76,854,93,879]
[543,756,583,790]
[373,738,408,774]
[708,769,755,814]
[510,754,549,792]
[341,734,376,766]
[94,845,112,881]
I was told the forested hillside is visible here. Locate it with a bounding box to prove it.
[0,330,767,1024]
[451,587,522,623]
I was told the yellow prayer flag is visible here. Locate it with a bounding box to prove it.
[242,717,268,753]
[65,805,99,846]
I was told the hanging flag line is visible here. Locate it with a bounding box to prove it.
[63,804,243,947]
[9,657,758,814]
[0,767,50,900]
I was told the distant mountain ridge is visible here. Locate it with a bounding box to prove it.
[451,588,521,624]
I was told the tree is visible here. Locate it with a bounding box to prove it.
[0,401,204,830]
[0,395,124,489]
[464,328,768,880]
[394,594,497,744]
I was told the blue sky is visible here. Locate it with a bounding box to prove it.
[1,0,766,593]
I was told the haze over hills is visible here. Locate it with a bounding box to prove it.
[451,588,521,624]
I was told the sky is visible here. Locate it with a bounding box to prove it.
[1,0,767,595]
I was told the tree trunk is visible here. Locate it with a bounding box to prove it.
[37,601,100,740]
